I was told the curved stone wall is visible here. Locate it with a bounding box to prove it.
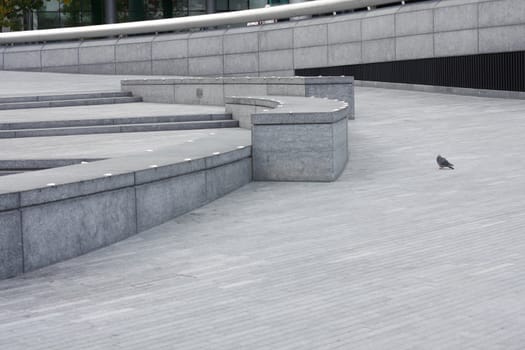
[1,0,524,77]
[0,144,252,280]
[0,74,353,280]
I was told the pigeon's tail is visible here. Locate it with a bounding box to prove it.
[448,165,454,170]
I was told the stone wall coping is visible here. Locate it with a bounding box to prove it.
[226,95,348,125]
[121,76,354,86]
[0,142,251,211]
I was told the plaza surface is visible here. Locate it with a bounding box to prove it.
[1,81,525,349]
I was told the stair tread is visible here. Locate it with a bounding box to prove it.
[2,119,238,133]
[0,91,132,103]
[0,96,143,110]
[0,114,233,130]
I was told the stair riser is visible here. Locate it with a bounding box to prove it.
[0,97,142,110]
[0,159,104,170]
[0,114,233,130]
[0,171,25,177]
[0,121,239,138]
[0,92,132,104]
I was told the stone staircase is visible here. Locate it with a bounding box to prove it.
[0,115,238,138]
[0,91,142,110]
[0,91,239,138]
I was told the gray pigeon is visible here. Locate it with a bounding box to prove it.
[436,155,454,169]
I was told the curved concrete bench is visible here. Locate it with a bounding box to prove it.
[122,76,354,120]
[0,139,251,280]
[226,95,349,182]
[122,75,353,181]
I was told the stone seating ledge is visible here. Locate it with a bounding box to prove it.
[225,95,349,182]
[0,75,353,280]
[121,76,355,120]
[0,139,251,280]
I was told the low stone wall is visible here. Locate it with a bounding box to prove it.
[0,75,352,280]
[0,145,251,280]
[1,0,523,80]
[122,76,352,181]
[226,95,349,181]
[121,76,355,120]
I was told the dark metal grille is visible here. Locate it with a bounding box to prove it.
[295,51,525,92]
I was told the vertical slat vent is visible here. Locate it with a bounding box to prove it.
[296,51,525,92]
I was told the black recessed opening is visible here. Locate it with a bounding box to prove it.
[296,51,525,92]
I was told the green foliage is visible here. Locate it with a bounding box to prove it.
[0,0,47,30]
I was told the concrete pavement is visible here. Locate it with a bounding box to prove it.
[0,71,162,97]
[1,86,525,349]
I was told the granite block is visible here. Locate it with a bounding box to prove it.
[259,28,293,51]
[362,38,395,63]
[41,47,78,67]
[152,38,188,60]
[362,14,395,40]
[136,172,207,232]
[19,173,135,207]
[116,61,152,75]
[205,158,251,202]
[122,83,175,103]
[224,32,259,54]
[188,56,223,76]
[396,10,433,36]
[224,83,267,99]
[225,103,257,129]
[42,65,80,73]
[22,188,136,271]
[116,42,152,62]
[152,58,189,76]
[479,25,525,53]
[79,44,115,65]
[294,24,327,48]
[434,4,478,32]
[479,0,525,27]
[4,48,41,70]
[328,42,362,66]
[0,192,19,211]
[327,20,361,44]
[259,70,295,77]
[174,83,224,105]
[253,123,333,152]
[396,34,434,60]
[79,63,116,75]
[253,147,335,181]
[224,53,258,74]
[434,29,478,57]
[205,148,251,169]
[259,49,293,72]
[188,36,223,57]
[0,210,22,279]
[134,159,206,185]
[294,46,328,69]
[267,83,306,97]
[332,118,349,178]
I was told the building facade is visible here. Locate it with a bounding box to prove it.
[30,0,291,30]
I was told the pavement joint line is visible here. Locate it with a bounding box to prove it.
[1,72,525,349]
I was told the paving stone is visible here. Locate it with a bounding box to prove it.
[1,84,525,349]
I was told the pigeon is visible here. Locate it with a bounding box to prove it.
[436,155,454,169]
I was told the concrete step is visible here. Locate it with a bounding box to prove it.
[0,113,233,130]
[0,91,133,104]
[0,170,25,176]
[0,96,143,110]
[0,158,103,171]
[0,120,240,138]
